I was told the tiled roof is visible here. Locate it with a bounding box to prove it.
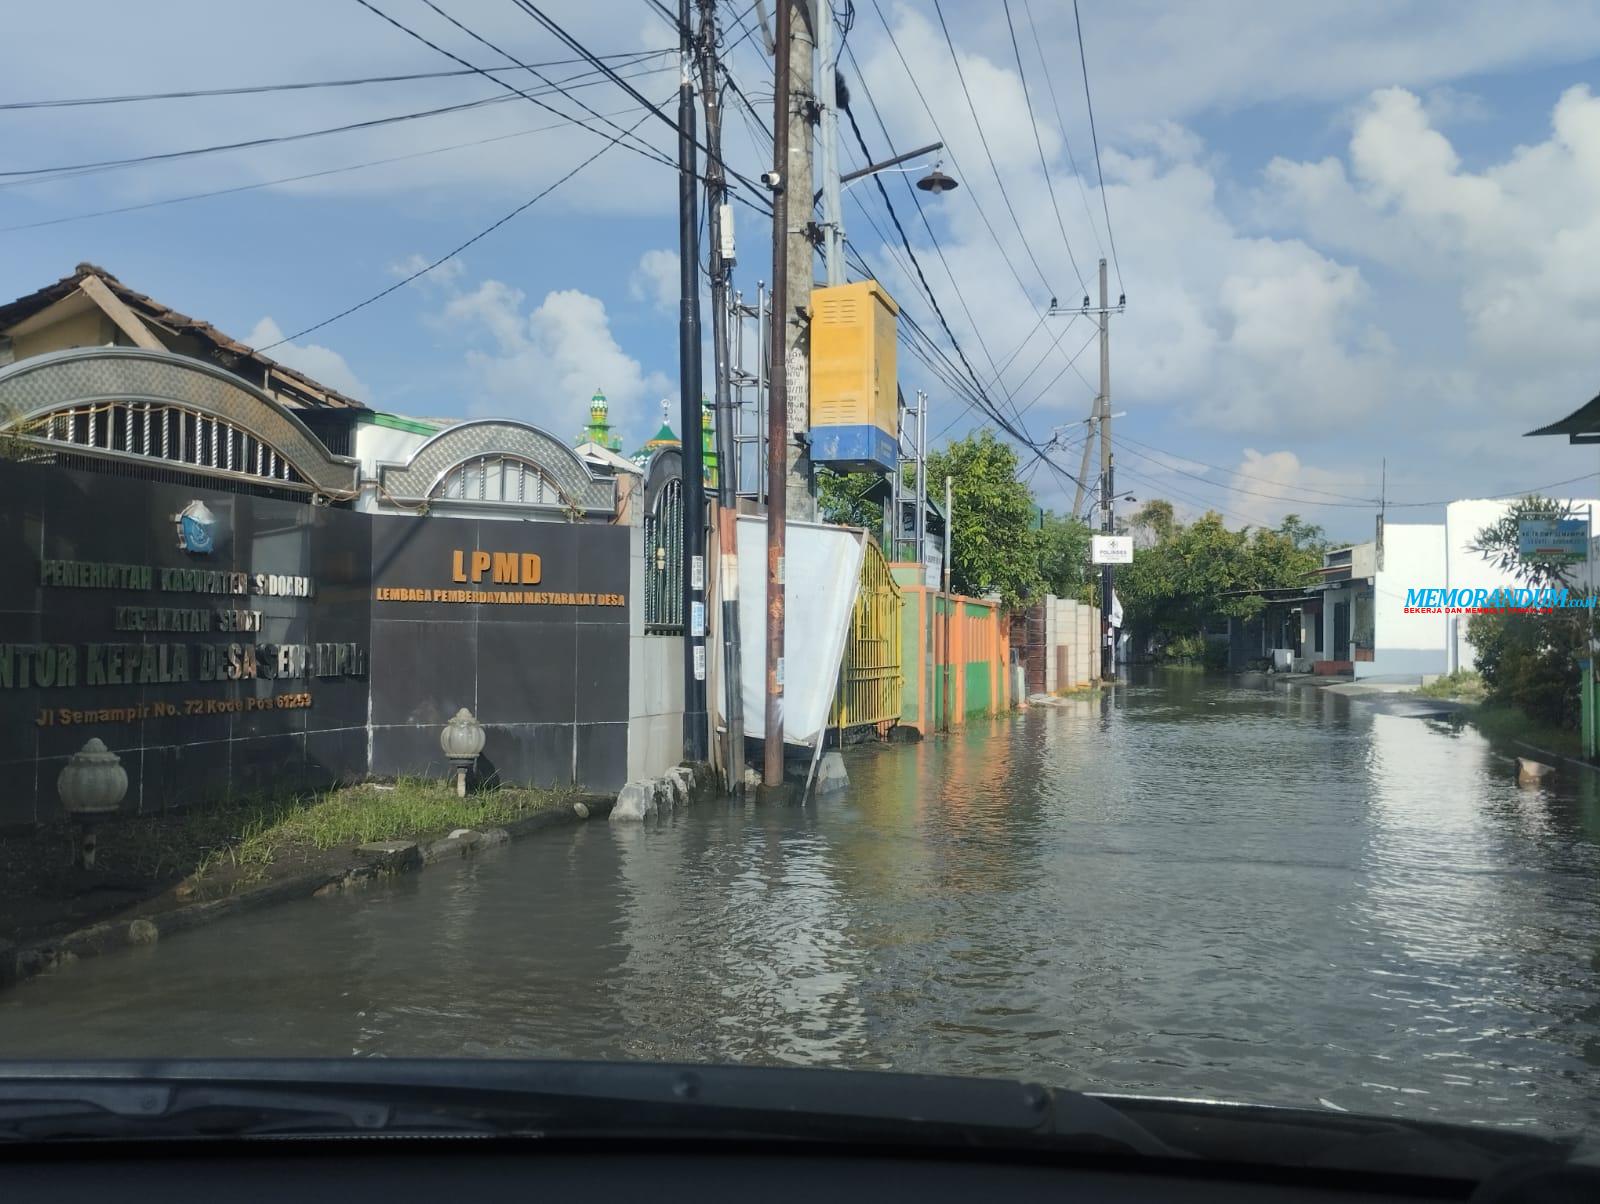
[0,262,365,409]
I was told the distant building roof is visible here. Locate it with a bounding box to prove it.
[0,262,366,409]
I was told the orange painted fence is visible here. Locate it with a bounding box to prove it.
[888,564,1013,734]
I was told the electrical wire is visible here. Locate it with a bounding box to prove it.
[1021,0,1103,259]
[866,0,1036,306]
[0,100,648,233]
[353,0,677,171]
[1113,439,1380,509]
[1001,0,1088,297]
[0,55,674,188]
[0,49,669,109]
[1113,431,1379,500]
[929,0,1054,297]
[255,100,662,351]
[1072,0,1123,293]
[508,0,770,201]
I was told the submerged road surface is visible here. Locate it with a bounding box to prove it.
[4,671,1598,1135]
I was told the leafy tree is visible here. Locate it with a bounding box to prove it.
[1465,495,1590,730]
[926,430,1041,607]
[1467,495,1580,591]
[817,469,883,531]
[1130,499,1176,545]
[1038,512,1093,600]
[1115,506,1325,658]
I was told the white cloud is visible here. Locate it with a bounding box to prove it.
[628,248,679,311]
[440,279,671,441]
[245,317,370,401]
[1259,83,1600,410]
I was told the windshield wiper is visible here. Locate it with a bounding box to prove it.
[0,1060,1176,1155]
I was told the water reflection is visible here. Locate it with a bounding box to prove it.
[2,670,1596,1136]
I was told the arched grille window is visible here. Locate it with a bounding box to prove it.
[13,399,303,484]
[431,454,572,506]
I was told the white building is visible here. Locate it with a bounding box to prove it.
[1358,497,1600,680]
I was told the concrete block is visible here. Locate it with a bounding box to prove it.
[611,778,658,822]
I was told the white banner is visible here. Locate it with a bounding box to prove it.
[715,517,865,748]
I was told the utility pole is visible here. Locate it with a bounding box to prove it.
[942,473,954,732]
[782,0,816,521]
[763,0,793,788]
[1094,259,1107,682]
[697,0,742,788]
[816,2,843,286]
[677,0,707,761]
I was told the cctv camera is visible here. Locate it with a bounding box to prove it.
[761,169,783,190]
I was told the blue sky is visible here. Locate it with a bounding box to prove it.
[4,1,1600,542]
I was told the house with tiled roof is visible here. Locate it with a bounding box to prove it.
[0,262,365,412]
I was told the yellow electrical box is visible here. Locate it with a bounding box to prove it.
[809,280,899,473]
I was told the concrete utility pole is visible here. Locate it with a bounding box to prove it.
[1097,257,1114,680]
[782,0,816,522]
[816,2,844,287]
[677,0,708,760]
[697,0,742,788]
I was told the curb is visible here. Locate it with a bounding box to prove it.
[0,793,614,993]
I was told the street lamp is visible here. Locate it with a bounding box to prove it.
[440,708,485,799]
[916,168,958,194]
[58,738,128,869]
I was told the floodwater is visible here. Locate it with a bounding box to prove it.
[4,671,1599,1135]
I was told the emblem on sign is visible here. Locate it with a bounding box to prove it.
[174,500,217,554]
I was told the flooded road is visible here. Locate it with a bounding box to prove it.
[5,671,1599,1134]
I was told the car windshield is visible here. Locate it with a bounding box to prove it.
[1,0,1597,1173]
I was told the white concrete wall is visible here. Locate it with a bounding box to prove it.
[627,522,685,780]
[1075,601,1092,685]
[1319,584,1354,663]
[1365,522,1447,679]
[1043,596,1059,693]
[351,421,433,513]
[1444,497,1600,672]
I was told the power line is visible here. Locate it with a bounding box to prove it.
[255,101,661,352]
[507,0,769,200]
[930,0,1054,297]
[0,50,669,109]
[1113,439,1380,509]
[352,0,676,172]
[1114,434,1381,504]
[0,92,519,186]
[0,100,648,233]
[841,42,1010,387]
[0,56,674,188]
[866,0,1036,306]
[1072,0,1123,292]
[1113,431,1377,490]
[1001,0,1088,297]
[1021,0,1103,259]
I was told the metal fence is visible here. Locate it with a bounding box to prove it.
[644,460,683,633]
[831,538,904,732]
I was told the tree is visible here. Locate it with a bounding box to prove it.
[1130,499,1176,546]
[1038,512,1093,601]
[1464,495,1589,730]
[1467,495,1580,591]
[817,469,883,531]
[926,430,1041,607]
[1115,506,1325,659]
